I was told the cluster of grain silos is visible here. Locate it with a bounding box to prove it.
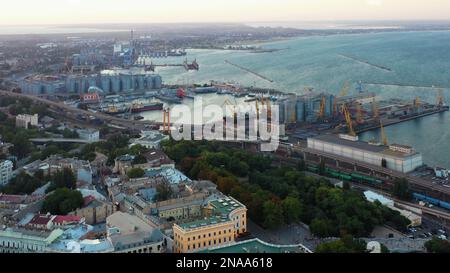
[277,93,335,124]
[64,71,162,94]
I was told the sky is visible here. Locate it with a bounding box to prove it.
[1,0,450,26]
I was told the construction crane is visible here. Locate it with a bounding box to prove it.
[380,120,388,146]
[342,104,356,137]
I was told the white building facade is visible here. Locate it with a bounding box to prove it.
[0,160,13,185]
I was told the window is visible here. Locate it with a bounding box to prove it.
[219,231,221,235]
[188,237,190,242]
[209,241,211,246]
[188,245,190,250]
[219,239,221,244]
[203,242,206,247]
[198,235,201,239]
[208,233,211,237]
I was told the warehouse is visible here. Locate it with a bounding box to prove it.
[307,134,423,173]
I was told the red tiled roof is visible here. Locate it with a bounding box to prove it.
[28,214,53,226]
[53,215,82,224]
[83,195,96,207]
[0,194,27,203]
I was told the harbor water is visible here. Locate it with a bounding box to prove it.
[145,30,450,167]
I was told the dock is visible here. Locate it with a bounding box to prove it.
[362,82,450,90]
[224,60,274,83]
[356,107,450,133]
[338,54,392,72]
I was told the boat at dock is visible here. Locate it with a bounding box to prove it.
[130,102,164,113]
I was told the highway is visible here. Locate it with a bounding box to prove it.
[0,90,160,131]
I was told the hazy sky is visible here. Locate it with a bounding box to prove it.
[1,0,450,25]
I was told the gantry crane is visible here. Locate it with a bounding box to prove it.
[380,120,388,146]
[342,104,356,137]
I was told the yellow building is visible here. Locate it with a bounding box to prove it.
[173,196,247,253]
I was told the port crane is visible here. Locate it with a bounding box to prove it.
[162,108,171,134]
[372,97,380,120]
[437,89,445,107]
[342,104,356,137]
[334,81,350,116]
[380,120,388,146]
[318,96,326,119]
[414,97,421,109]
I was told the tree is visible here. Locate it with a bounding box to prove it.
[156,182,173,202]
[315,235,368,253]
[132,154,147,165]
[393,178,412,201]
[47,168,77,192]
[282,196,302,224]
[42,188,83,215]
[262,199,284,229]
[297,159,306,172]
[425,237,450,253]
[127,168,145,179]
[1,171,45,195]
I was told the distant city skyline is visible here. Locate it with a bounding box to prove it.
[1,0,450,26]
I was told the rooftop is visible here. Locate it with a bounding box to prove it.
[145,167,191,185]
[198,239,312,254]
[310,134,419,158]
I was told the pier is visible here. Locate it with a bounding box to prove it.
[363,82,450,89]
[224,60,274,83]
[338,54,392,72]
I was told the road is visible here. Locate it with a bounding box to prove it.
[0,90,159,131]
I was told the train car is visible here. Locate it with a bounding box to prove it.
[351,173,383,185]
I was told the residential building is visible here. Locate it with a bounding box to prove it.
[72,197,114,225]
[173,196,247,253]
[77,129,100,142]
[106,212,167,253]
[0,228,63,253]
[0,160,13,185]
[130,131,169,149]
[0,141,13,155]
[15,114,38,129]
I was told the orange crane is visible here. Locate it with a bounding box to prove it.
[342,104,356,137]
[356,102,364,124]
[162,108,171,134]
[437,89,445,107]
[372,97,379,119]
[340,81,350,97]
[380,120,388,146]
[318,96,326,119]
[414,97,421,109]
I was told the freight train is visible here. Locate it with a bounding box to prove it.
[412,193,450,211]
[306,165,383,186]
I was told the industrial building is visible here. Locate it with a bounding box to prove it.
[19,75,66,95]
[307,134,423,173]
[277,92,335,124]
[66,71,162,94]
[20,71,162,95]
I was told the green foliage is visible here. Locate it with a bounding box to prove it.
[42,188,83,215]
[127,168,145,179]
[315,235,368,253]
[47,168,77,192]
[162,140,411,237]
[425,237,450,253]
[0,171,46,195]
[393,178,412,201]
[263,199,284,229]
[155,182,173,202]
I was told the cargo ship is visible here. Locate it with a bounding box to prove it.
[131,102,164,113]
